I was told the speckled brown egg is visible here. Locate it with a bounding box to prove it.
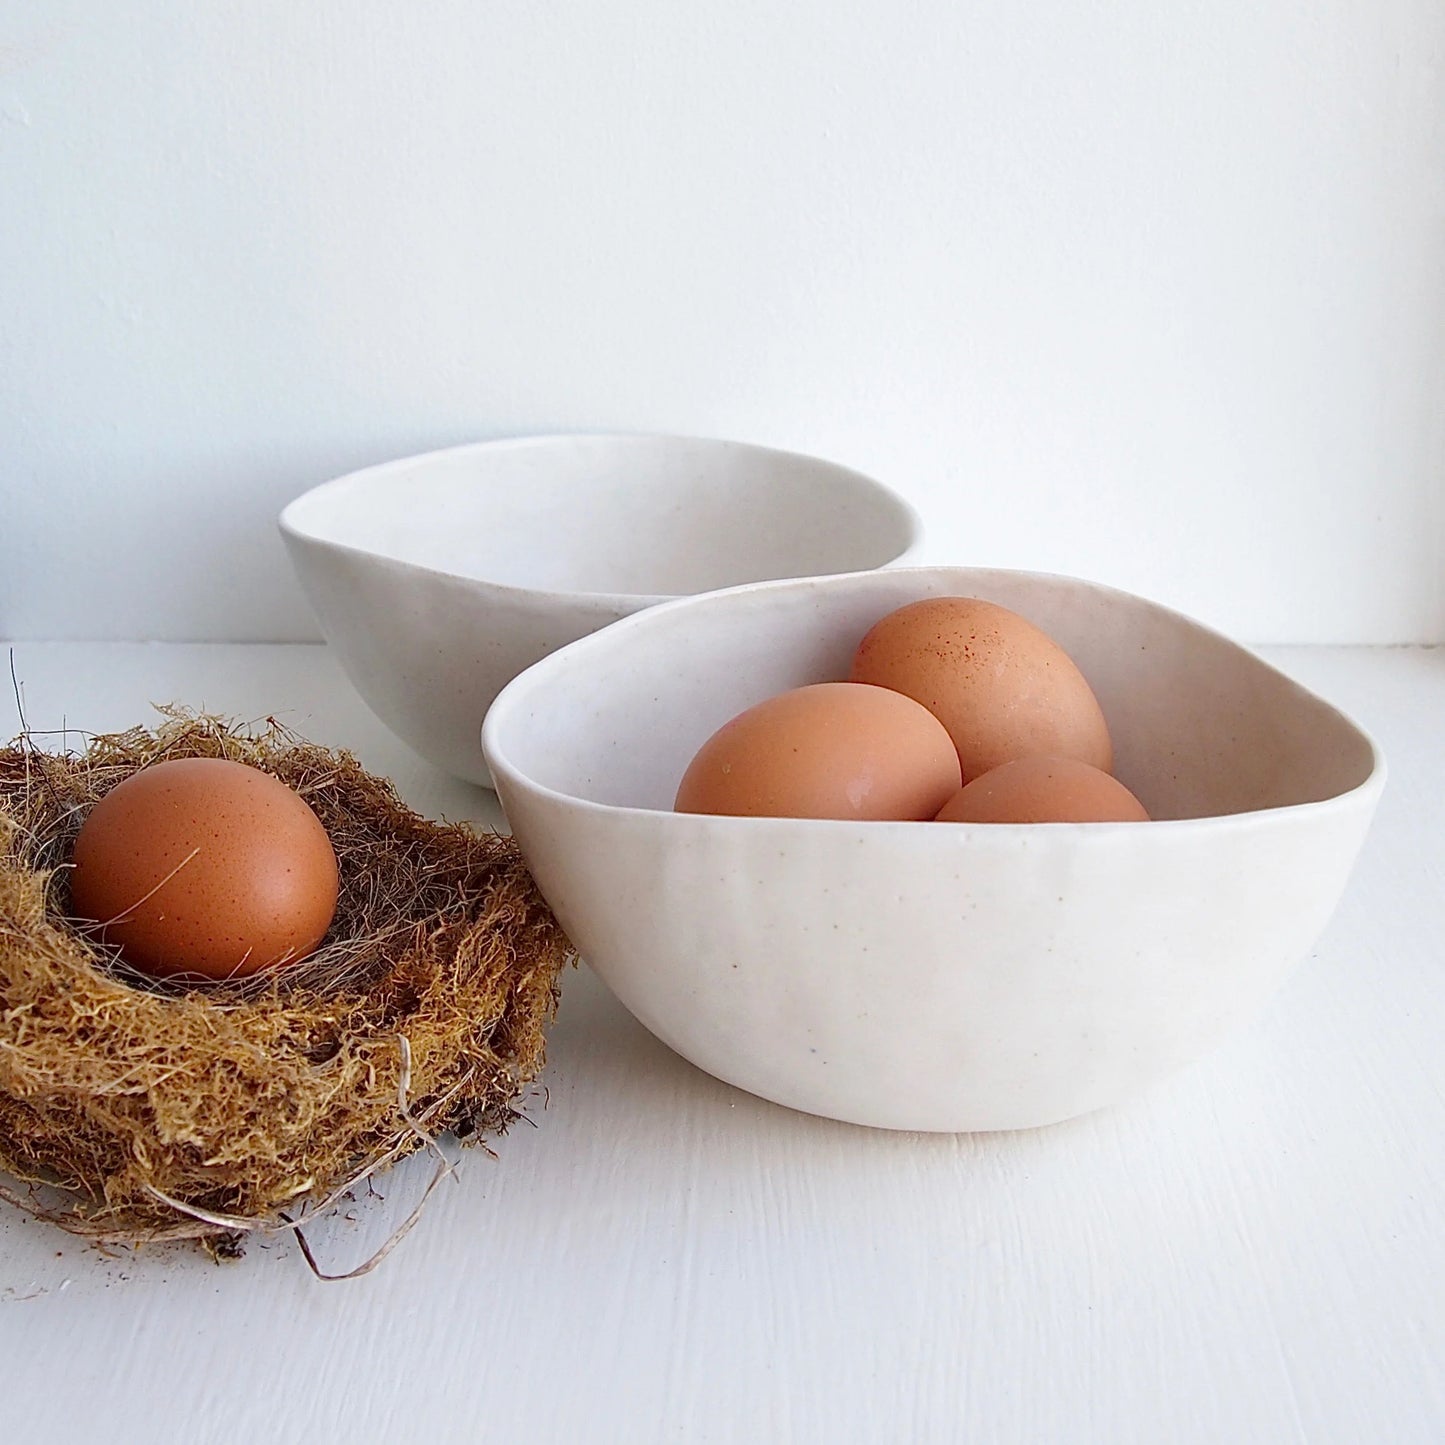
[675,682,962,821]
[935,755,1149,824]
[69,757,340,981]
[850,597,1114,782]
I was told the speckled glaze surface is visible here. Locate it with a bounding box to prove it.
[483,566,1385,1132]
[279,434,920,785]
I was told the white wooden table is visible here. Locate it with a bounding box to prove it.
[2,642,1441,1445]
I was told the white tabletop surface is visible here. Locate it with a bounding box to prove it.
[1,641,1441,1445]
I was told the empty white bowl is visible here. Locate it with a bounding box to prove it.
[482,566,1385,1132]
[280,434,920,784]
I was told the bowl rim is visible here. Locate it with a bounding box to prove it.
[481,564,1388,832]
[277,431,925,609]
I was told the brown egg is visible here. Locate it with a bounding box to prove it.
[70,758,340,981]
[850,597,1113,782]
[675,682,962,821]
[935,755,1149,824]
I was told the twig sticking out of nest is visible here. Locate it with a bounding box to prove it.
[0,711,572,1259]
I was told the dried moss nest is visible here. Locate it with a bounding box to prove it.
[0,713,572,1260]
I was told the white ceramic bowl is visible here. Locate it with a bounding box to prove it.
[280,434,920,784]
[483,566,1385,1132]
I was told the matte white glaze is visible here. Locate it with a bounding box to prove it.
[483,567,1385,1131]
[279,434,920,784]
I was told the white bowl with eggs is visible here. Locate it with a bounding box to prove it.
[280,434,920,785]
[481,566,1385,1133]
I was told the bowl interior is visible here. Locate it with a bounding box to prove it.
[487,568,1378,822]
[281,434,918,599]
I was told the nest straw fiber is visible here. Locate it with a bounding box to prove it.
[0,711,572,1266]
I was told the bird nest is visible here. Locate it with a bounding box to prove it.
[0,712,572,1273]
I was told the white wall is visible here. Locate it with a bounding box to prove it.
[2,0,1442,644]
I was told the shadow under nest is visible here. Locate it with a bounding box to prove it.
[0,711,573,1266]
